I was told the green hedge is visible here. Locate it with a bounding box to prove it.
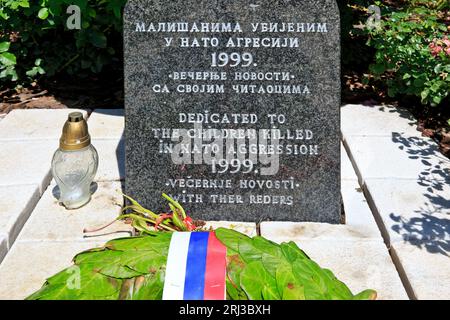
[0,0,126,82]
[1,0,449,111]
[366,0,450,107]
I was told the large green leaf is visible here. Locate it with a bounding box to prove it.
[240,261,280,300]
[353,289,378,300]
[275,264,305,299]
[37,7,49,20]
[215,227,252,252]
[73,235,169,278]
[280,242,309,262]
[119,274,164,300]
[291,259,333,299]
[0,52,16,66]
[74,250,144,278]
[224,249,248,300]
[105,233,171,254]
[0,42,10,53]
[27,264,122,300]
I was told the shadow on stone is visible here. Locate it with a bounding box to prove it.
[389,132,450,256]
[52,182,99,201]
[390,212,449,256]
[116,136,125,181]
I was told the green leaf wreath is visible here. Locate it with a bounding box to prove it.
[27,195,377,300]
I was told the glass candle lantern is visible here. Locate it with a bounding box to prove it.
[51,112,98,209]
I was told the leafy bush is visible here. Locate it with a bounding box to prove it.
[366,1,450,106]
[0,0,126,84]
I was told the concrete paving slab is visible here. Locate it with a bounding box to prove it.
[341,104,418,137]
[340,143,380,232]
[342,180,380,236]
[91,139,124,181]
[364,179,450,244]
[203,221,257,237]
[259,234,408,300]
[391,240,450,300]
[260,221,382,241]
[0,109,88,141]
[0,185,40,249]
[341,144,358,181]
[0,140,55,192]
[88,109,124,140]
[344,134,450,182]
[17,181,132,242]
[0,240,106,300]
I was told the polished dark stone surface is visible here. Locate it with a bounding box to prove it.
[125,0,341,223]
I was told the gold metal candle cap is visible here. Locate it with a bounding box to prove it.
[59,112,91,151]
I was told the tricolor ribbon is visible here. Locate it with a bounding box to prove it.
[162,232,227,300]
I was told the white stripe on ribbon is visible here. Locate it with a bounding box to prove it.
[162,232,192,300]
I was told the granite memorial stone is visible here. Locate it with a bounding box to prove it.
[124,0,341,223]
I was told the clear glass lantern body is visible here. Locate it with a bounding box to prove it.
[51,144,98,209]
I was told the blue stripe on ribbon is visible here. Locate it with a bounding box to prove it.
[183,232,209,300]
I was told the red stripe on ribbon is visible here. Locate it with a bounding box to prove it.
[203,232,227,300]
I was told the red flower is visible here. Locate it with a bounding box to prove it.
[429,36,450,57]
[431,45,443,57]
